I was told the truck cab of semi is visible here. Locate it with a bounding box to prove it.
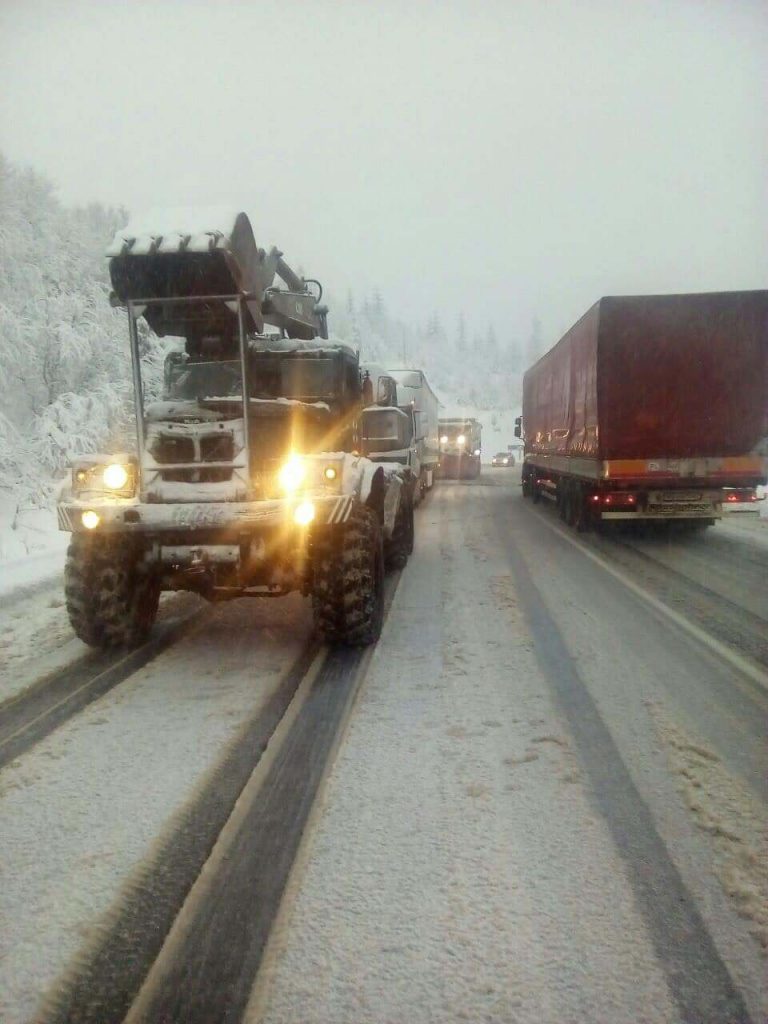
[359,366,439,503]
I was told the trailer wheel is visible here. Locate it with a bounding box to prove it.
[64,534,160,648]
[311,505,384,646]
[558,483,569,522]
[573,484,589,532]
[563,484,576,527]
[385,496,414,571]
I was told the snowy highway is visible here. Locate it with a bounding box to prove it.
[0,474,766,1023]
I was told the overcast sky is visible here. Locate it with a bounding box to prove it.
[1,0,765,345]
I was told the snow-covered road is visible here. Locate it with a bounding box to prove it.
[0,475,765,1023]
[0,594,314,1023]
[254,478,766,1024]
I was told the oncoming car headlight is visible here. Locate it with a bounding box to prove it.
[456,434,466,445]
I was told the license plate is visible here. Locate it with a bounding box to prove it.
[648,490,704,503]
[647,502,712,515]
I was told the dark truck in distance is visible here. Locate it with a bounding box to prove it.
[437,418,482,479]
[517,290,768,530]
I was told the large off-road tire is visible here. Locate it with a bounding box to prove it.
[385,496,414,571]
[64,534,160,648]
[311,505,385,646]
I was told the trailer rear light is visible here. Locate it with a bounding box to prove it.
[723,489,759,503]
[590,494,600,503]
[602,492,637,506]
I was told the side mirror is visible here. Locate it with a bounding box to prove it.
[376,375,397,406]
[164,350,187,392]
[514,415,522,439]
[412,410,425,442]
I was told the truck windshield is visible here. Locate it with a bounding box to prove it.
[280,358,337,401]
[166,360,242,401]
[363,409,411,446]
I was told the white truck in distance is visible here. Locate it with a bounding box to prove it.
[360,367,440,503]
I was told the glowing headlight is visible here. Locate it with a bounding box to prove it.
[474,449,481,456]
[324,466,338,481]
[81,510,100,530]
[440,435,448,444]
[103,463,129,490]
[293,500,315,526]
[278,455,306,493]
[457,434,466,445]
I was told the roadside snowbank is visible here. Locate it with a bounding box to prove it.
[0,498,66,598]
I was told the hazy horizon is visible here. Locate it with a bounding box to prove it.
[2,0,765,346]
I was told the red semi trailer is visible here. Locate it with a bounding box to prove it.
[516,290,768,530]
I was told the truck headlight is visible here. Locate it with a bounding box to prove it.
[103,463,129,490]
[72,460,135,496]
[293,500,316,526]
[278,455,306,494]
[457,434,466,445]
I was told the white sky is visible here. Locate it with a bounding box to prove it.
[1,0,766,344]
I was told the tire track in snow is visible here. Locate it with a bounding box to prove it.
[491,493,753,1024]
[0,608,209,769]
[40,576,401,1024]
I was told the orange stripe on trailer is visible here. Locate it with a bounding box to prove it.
[603,456,765,479]
[603,460,651,478]
[720,456,765,473]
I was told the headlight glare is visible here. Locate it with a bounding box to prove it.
[293,500,315,526]
[81,510,100,530]
[103,463,129,490]
[278,456,306,493]
[457,434,466,445]
[323,466,338,482]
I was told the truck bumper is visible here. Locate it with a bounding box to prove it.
[601,510,720,520]
[57,494,356,536]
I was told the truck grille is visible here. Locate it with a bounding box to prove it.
[154,436,194,464]
[201,434,234,462]
[151,432,235,483]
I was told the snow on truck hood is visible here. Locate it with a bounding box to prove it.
[144,399,331,423]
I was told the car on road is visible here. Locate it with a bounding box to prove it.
[491,451,515,467]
